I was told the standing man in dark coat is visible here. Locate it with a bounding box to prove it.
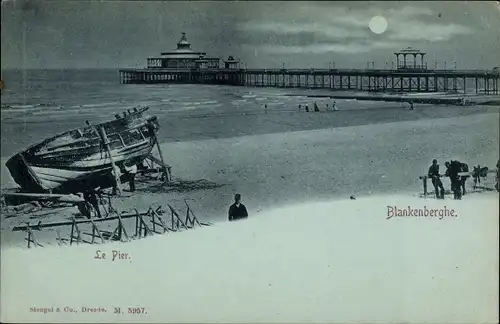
[428,159,444,199]
[228,193,248,221]
[459,162,469,195]
[445,161,462,200]
[496,159,500,192]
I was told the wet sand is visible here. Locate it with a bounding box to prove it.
[139,102,498,143]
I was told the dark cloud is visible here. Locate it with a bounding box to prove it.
[1,1,499,69]
[19,0,39,13]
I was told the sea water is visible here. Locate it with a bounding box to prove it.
[1,68,402,157]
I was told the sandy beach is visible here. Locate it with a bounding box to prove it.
[1,107,499,247]
[2,86,499,323]
[1,193,498,323]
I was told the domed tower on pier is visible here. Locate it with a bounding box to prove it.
[147,32,221,69]
[175,32,192,51]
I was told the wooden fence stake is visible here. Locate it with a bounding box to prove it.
[184,200,202,228]
[168,204,188,231]
[149,209,154,233]
[89,218,106,243]
[25,223,42,248]
[117,213,129,241]
[56,229,64,246]
[150,209,169,233]
[134,208,153,237]
[70,219,83,245]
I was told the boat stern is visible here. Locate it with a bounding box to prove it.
[5,153,46,193]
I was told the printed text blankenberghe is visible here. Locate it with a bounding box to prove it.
[387,205,457,219]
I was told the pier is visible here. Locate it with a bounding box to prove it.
[119,67,500,94]
[119,33,500,94]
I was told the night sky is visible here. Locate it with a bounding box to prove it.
[2,0,500,69]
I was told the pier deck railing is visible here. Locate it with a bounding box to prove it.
[120,67,500,75]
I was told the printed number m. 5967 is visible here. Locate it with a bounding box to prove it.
[128,307,146,314]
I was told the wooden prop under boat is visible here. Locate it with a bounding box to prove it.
[6,107,160,194]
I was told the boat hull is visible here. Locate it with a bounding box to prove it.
[5,107,160,194]
[6,140,155,193]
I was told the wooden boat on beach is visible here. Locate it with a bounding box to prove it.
[6,107,160,194]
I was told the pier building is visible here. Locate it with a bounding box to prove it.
[395,47,427,70]
[146,32,221,69]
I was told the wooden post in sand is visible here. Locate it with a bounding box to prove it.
[89,219,105,244]
[25,223,42,248]
[149,121,170,182]
[56,229,64,246]
[134,208,153,237]
[184,200,202,228]
[167,204,188,231]
[98,126,122,195]
[151,209,169,233]
[418,175,428,197]
[155,134,169,182]
[70,218,83,245]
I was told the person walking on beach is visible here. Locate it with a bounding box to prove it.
[314,101,320,112]
[228,193,248,221]
[333,101,338,111]
[445,161,452,190]
[428,159,445,199]
[264,104,268,114]
[298,104,302,112]
[305,104,309,112]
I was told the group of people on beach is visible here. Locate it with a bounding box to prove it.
[428,159,468,200]
[263,101,337,114]
[428,158,500,200]
[297,101,338,113]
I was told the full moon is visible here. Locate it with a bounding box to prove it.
[369,16,388,34]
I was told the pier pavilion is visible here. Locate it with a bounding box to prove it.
[395,47,427,70]
[146,32,221,69]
